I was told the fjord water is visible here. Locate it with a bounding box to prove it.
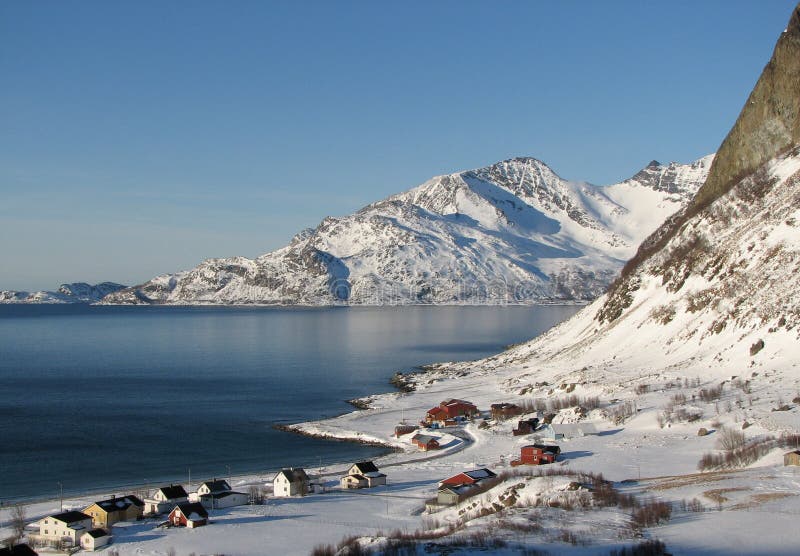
[0,304,579,501]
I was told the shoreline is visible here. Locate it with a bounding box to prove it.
[0,300,591,308]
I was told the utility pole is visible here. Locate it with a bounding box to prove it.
[188,467,191,486]
[57,482,63,512]
[227,465,232,488]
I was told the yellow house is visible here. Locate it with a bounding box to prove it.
[83,495,144,529]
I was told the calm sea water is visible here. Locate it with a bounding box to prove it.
[0,304,579,502]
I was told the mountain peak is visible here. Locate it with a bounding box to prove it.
[99,154,710,306]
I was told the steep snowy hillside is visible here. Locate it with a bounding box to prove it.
[0,282,127,304]
[437,3,800,415]
[102,156,711,305]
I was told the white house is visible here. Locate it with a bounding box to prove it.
[273,468,310,497]
[192,478,248,509]
[196,479,231,496]
[33,511,93,547]
[80,528,111,552]
[144,485,189,515]
[199,490,250,509]
[539,423,598,441]
[340,461,387,489]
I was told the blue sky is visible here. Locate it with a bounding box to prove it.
[1,1,796,291]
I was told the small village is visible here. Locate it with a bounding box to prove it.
[5,391,800,556]
[2,398,584,555]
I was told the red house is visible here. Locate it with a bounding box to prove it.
[439,468,496,487]
[440,399,479,419]
[511,444,560,466]
[168,502,208,528]
[424,406,449,426]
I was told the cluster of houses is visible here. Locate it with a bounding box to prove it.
[27,479,249,550]
[21,461,389,552]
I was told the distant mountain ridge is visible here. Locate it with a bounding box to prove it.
[100,155,712,306]
[0,282,127,304]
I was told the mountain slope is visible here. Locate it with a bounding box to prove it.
[102,156,712,305]
[460,3,800,412]
[0,282,127,304]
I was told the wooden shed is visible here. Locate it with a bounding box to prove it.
[784,450,800,466]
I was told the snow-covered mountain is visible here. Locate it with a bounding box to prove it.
[465,4,800,402]
[0,282,127,304]
[102,156,712,305]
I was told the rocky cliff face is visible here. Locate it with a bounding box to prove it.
[609,5,800,300]
[597,3,800,327]
[101,155,711,306]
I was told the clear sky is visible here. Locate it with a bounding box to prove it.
[1,0,796,291]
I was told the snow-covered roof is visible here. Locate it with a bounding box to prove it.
[547,423,597,436]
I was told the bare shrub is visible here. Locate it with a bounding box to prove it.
[248,485,266,505]
[699,385,724,402]
[497,518,542,534]
[604,401,637,424]
[699,432,800,470]
[733,378,752,393]
[583,396,601,410]
[558,529,580,545]
[635,383,650,395]
[631,499,672,528]
[336,535,368,556]
[9,504,26,546]
[310,545,336,556]
[716,427,746,451]
[687,498,705,512]
[672,407,702,422]
[610,540,669,556]
[591,474,636,509]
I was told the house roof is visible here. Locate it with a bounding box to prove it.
[0,545,38,556]
[50,511,92,524]
[411,433,439,444]
[157,485,188,500]
[426,407,447,416]
[546,423,597,435]
[214,490,247,499]
[174,502,208,520]
[200,479,231,493]
[463,468,496,481]
[345,474,366,481]
[84,529,109,539]
[441,468,496,486]
[90,495,144,514]
[491,403,520,410]
[352,461,379,474]
[276,468,309,483]
[442,399,476,408]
